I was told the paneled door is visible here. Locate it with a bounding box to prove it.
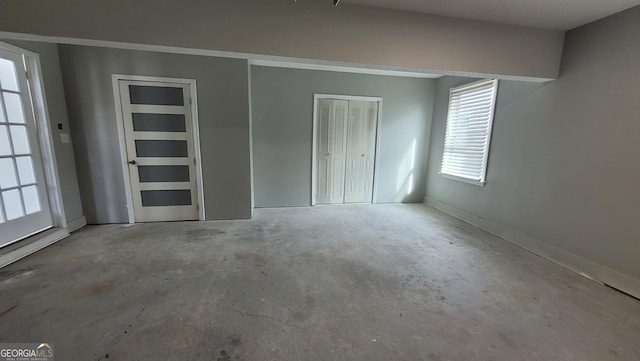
[314,97,379,205]
[0,47,53,247]
[118,80,199,222]
[344,100,378,203]
[316,99,349,204]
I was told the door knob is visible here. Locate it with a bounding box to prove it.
[128,160,137,165]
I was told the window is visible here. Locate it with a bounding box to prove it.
[440,79,498,186]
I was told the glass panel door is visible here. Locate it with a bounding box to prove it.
[0,47,53,247]
[118,80,199,222]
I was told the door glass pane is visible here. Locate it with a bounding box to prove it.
[10,125,30,154]
[0,205,4,223]
[141,190,191,207]
[129,86,184,106]
[3,92,25,123]
[0,126,11,155]
[135,140,188,157]
[132,113,186,132]
[0,158,18,188]
[2,189,24,220]
[21,185,40,214]
[138,165,190,182]
[16,156,35,185]
[0,58,19,92]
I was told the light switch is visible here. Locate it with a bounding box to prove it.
[60,133,70,143]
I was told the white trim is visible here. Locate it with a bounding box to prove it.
[24,50,68,228]
[66,215,87,232]
[311,96,318,206]
[111,74,206,222]
[424,197,640,300]
[311,94,383,206]
[0,31,556,82]
[439,173,485,186]
[111,75,135,223]
[481,80,498,184]
[247,62,255,215]
[189,80,206,221]
[314,94,384,103]
[250,59,440,79]
[372,99,383,204]
[0,228,68,268]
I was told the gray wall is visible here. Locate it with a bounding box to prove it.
[252,66,434,207]
[0,39,84,224]
[425,7,640,295]
[0,0,563,80]
[58,45,252,223]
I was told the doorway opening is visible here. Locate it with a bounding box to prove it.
[311,94,382,205]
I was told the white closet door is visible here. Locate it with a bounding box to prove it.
[344,100,378,203]
[316,99,348,204]
[0,47,53,247]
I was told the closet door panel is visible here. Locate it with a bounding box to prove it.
[344,101,378,203]
[316,99,349,204]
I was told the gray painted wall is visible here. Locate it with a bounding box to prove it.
[58,45,252,223]
[252,66,434,207]
[425,7,640,294]
[0,0,563,80]
[0,39,84,224]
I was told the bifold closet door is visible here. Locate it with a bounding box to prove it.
[316,99,349,204]
[344,101,378,203]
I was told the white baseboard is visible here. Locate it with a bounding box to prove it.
[424,197,640,299]
[66,215,87,232]
[0,228,69,268]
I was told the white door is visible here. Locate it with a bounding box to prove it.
[0,47,53,247]
[314,97,379,205]
[315,99,349,204]
[119,80,199,222]
[344,101,378,203]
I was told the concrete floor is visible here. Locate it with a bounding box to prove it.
[0,204,639,360]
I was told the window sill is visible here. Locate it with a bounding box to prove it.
[440,172,485,187]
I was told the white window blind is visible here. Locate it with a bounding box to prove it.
[441,79,498,185]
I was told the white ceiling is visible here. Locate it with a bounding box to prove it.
[342,0,640,30]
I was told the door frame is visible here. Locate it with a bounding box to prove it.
[311,94,383,206]
[112,74,205,222]
[0,41,66,229]
[0,41,70,264]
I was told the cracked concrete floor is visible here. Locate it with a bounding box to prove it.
[0,204,639,360]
